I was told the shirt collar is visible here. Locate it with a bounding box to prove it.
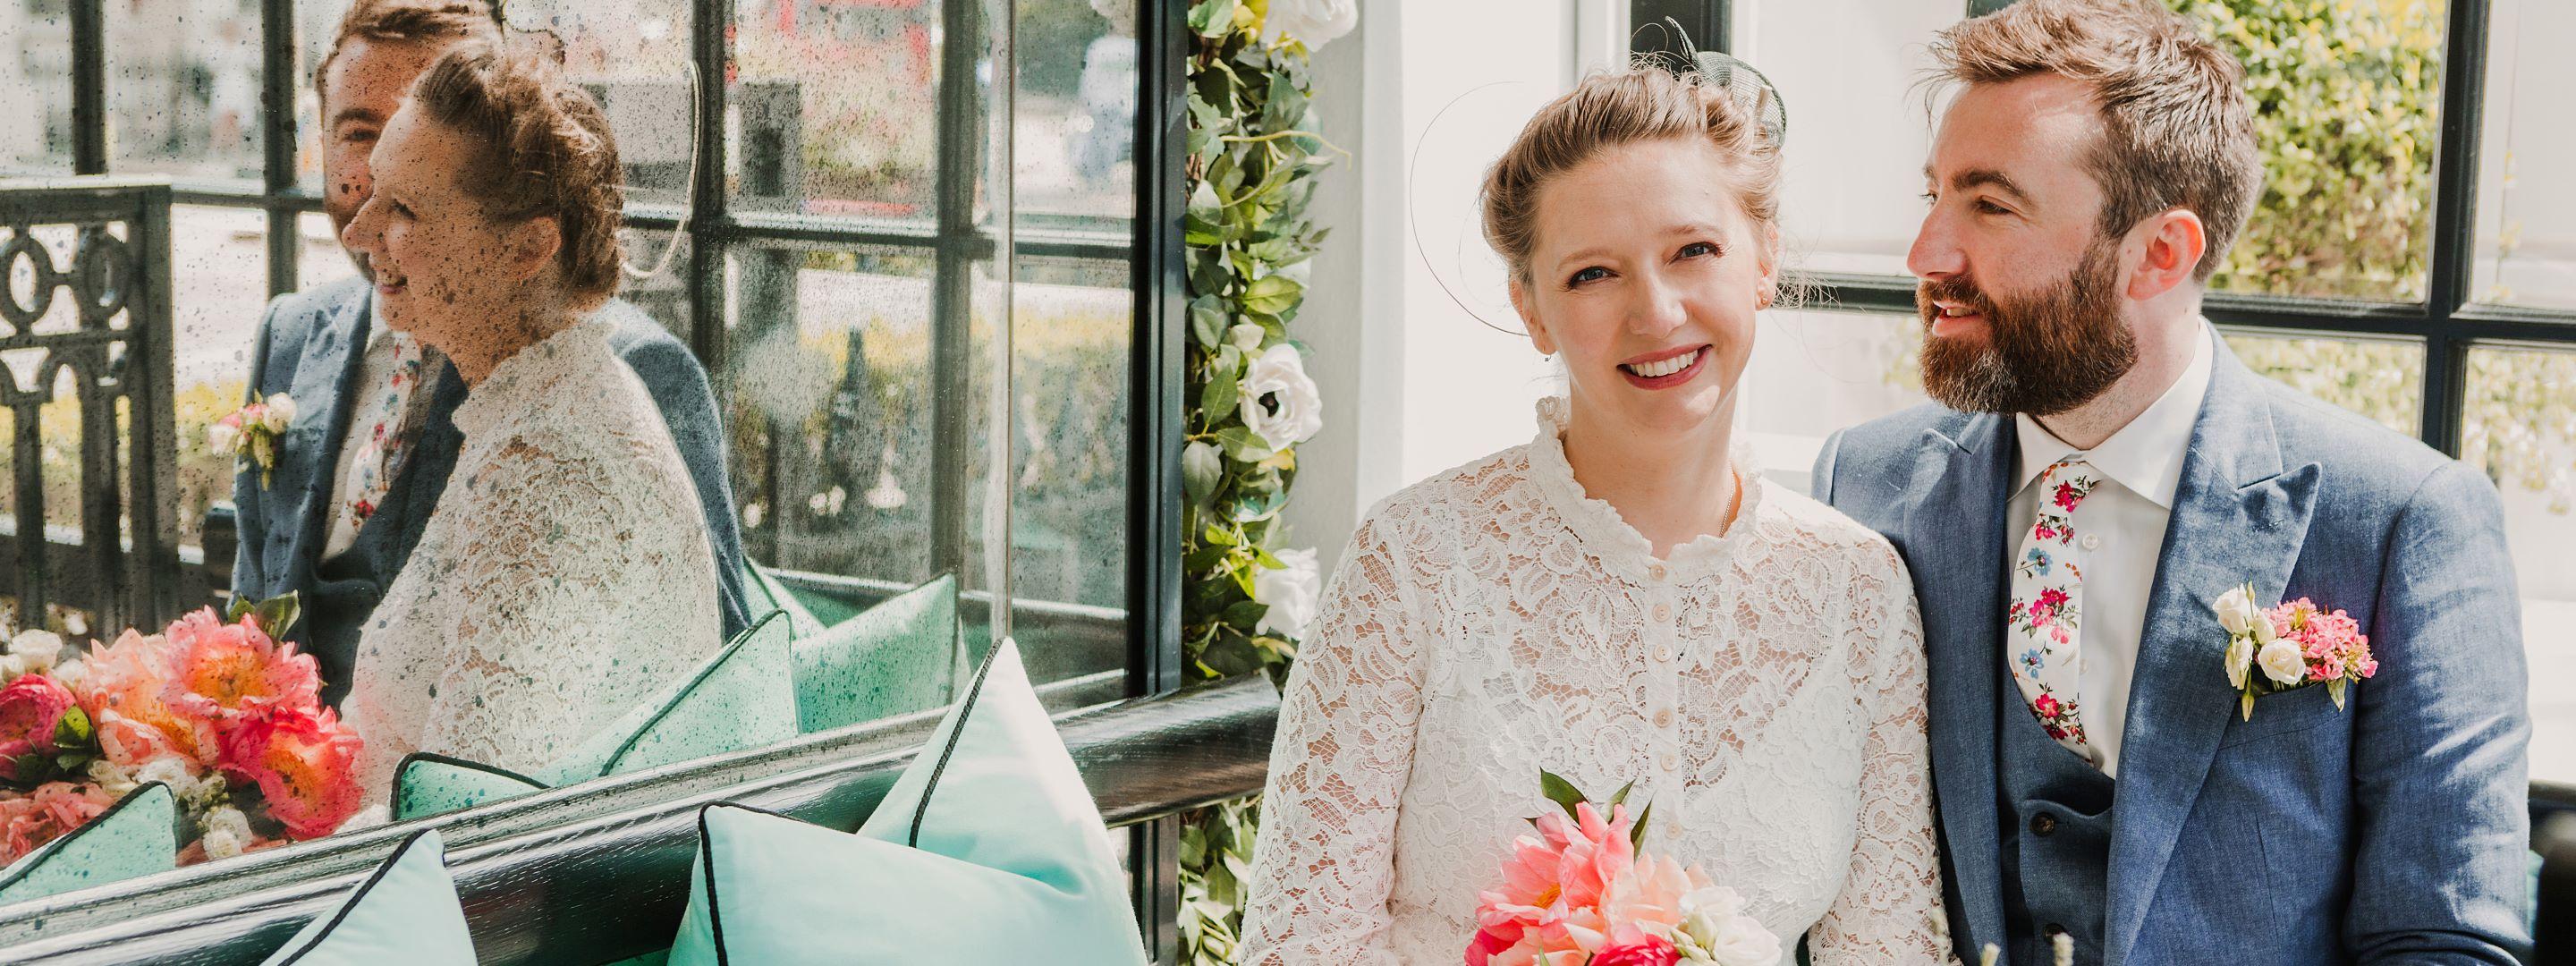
[2012,317,2216,509]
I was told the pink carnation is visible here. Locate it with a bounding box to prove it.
[2266,598,2377,685]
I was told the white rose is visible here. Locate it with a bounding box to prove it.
[86,758,139,799]
[199,805,255,860]
[206,419,242,456]
[47,657,86,692]
[1679,909,1782,966]
[2250,607,2279,645]
[2224,638,2253,691]
[1252,547,1322,639]
[2213,583,2257,636]
[8,629,63,674]
[1227,323,1267,353]
[1261,0,1358,50]
[260,393,297,433]
[1240,343,1325,451]
[2258,639,2307,686]
[0,655,23,681]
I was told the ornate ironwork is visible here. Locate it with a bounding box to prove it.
[0,178,181,638]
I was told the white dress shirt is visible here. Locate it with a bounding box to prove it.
[2006,319,2215,776]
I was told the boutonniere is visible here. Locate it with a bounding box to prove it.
[208,394,296,488]
[2215,583,2378,720]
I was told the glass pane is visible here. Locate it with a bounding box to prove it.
[1,3,77,175]
[732,0,943,217]
[1007,256,1129,692]
[1013,0,1135,225]
[2471,0,2576,311]
[173,206,278,551]
[2460,345,2576,782]
[106,0,267,185]
[2176,0,2445,301]
[1738,0,1953,278]
[509,2,699,208]
[1739,309,1932,491]
[2222,330,2425,436]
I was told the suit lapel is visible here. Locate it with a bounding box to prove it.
[279,288,374,592]
[2104,342,2320,961]
[357,357,468,579]
[1908,412,2016,952]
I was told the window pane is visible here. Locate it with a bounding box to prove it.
[2175,0,2445,301]
[732,0,942,218]
[2222,330,2425,436]
[1013,0,1135,225]
[1008,256,1129,691]
[2460,345,2576,782]
[1739,309,1932,491]
[106,1,266,186]
[1737,0,1952,278]
[170,207,275,551]
[1,4,76,175]
[2471,0,2576,311]
[509,2,699,208]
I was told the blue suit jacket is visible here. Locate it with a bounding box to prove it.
[230,275,752,702]
[1812,332,2530,964]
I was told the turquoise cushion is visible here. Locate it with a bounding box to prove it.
[0,782,176,903]
[665,638,1146,966]
[389,613,797,821]
[749,565,826,639]
[792,574,958,733]
[258,828,473,965]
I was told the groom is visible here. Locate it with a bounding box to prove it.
[1813,1,2529,962]
[232,0,753,706]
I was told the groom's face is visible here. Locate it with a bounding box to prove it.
[1910,75,2140,417]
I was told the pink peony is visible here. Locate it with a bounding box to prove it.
[78,630,217,767]
[0,674,80,777]
[220,706,363,840]
[1592,929,1681,966]
[0,781,114,864]
[161,609,320,725]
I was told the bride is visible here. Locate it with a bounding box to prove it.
[333,40,722,803]
[1241,61,1949,962]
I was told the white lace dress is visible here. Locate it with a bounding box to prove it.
[342,317,723,807]
[1241,399,1949,964]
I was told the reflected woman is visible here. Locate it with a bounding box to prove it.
[1241,63,1951,962]
[335,40,723,810]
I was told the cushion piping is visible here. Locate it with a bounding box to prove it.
[908,638,1004,849]
[693,801,801,966]
[394,750,550,791]
[0,781,170,893]
[599,609,790,776]
[270,827,442,965]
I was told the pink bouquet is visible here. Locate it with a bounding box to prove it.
[0,594,363,866]
[2214,583,2378,720]
[1467,772,1781,966]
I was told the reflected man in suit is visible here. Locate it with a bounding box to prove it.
[231,0,752,706]
[1811,1,2529,962]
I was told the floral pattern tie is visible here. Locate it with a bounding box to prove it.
[340,335,432,530]
[2007,453,2104,764]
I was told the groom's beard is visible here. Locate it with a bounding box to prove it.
[1916,241,2137,418]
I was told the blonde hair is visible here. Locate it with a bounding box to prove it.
[1928,0,2261,282]
[1479,65,1784,289]
[411,39,627,309]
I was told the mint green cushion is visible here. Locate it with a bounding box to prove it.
[665,639,1146,966]
[258,828,473,965]
[792,574,958,733]
[749,565,826,639]
[390,613,796,821]
[0,782,175,903]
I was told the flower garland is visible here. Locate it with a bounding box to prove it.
[1176,0,1351,961]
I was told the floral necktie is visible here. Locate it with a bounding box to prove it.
[340,335,434,530]
[2007,453,2105,766]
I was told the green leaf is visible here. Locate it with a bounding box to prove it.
[1214,427,1274,462]
[1629,801,1655,851]
[1606,779,1636,808]
[1189,295,1227,348]
[247,591,301,640]
[52,705,92,747]
[1538,768,1589,822]
[1183,441,1224,506]
[1187,0,1240,38]
[1260,73,1311,138]
[1241,275,1303,316]
[1202,345,1243,421]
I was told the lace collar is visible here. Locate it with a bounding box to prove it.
[1522,395,1767,585]
[453,317,616,440]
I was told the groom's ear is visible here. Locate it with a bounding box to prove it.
[500,216,564,284]
[1511,276,1558,355]
[2123,208,2207,302]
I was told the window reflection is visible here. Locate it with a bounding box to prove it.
[2461,344,2576,782]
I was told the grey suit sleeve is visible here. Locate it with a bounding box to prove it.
[618,338,754,640]
[229,300,285,599]
[2345,462,2531,963]
[1811,428,1846,504]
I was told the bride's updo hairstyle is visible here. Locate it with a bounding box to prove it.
[1479,60,1786,292]
[411,38,626,310]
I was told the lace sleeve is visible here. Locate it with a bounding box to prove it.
[411,429,721,771]
[1811,544,1955,964]
[1241,513,1431,966]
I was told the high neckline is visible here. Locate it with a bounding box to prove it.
[1522,395,1767,585]
[452,317,612,439]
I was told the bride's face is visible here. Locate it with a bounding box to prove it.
[339,104,557,348]
[1511,136,1773,437]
